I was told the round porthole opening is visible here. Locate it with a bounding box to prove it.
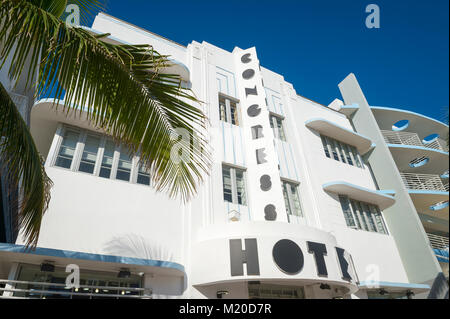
[430,201,449,211]
[422,133,440,144]
[392,120,409,132]
[409,157,430,168]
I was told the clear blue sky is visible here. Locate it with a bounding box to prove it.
[96,0,449,122]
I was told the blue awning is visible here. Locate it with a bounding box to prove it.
[0,243,185,273]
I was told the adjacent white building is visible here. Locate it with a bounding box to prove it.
[0,13,448,299]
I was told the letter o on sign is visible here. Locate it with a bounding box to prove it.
[242,69,255,80]
[272,239,304,275]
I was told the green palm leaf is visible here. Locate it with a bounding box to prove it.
[0,0,210,247]
[0,82,53,247]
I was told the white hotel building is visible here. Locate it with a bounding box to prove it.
[0,13,448,299]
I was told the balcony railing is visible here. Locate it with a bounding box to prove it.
[0,279,151,299]
[427,233,449,250]
[381,130,449,153]
[426,138,449,153]
[401,173,450,192]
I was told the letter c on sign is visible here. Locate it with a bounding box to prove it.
[241,53,252,64]
[247,104,261,117]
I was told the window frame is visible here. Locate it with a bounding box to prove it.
[320,134,364,169]
[218,93,241,126]
[53,126,82,170]
[77,131,103,175]
[339,195,388,234]
[281,179,303,219]
[51,124,152,187]
[222,164,247,206]
[269,113,287,142]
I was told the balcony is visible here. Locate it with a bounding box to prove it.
[427,233,449,250]
[382,130,449,153]
[382,131,449,175]
[401,173,449,192]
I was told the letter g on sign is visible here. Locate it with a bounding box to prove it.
[241,53,252,64]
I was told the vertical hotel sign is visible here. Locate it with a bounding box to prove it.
[234,48,287,222]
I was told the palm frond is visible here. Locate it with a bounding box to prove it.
[24,0,107,25]
[68,0,107,26]
[0,81,53,248]
[25,0,68,18]
[1,0,211,205]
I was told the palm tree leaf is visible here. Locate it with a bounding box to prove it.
[0,81,53,248]
[1,0,211,205]
[24,0,107,26]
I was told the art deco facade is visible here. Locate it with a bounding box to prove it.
[0,13,448,299]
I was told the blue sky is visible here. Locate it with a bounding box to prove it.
[97,0,448,123]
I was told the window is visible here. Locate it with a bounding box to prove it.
[78,134,101,174]
[282,180,303,218]
[53,124,152,187]
[222,164,247,205]
[338,195,357,229]
[218,94,240,126]
[320,135,364,168]
[99,139,116,179]
[55,129,80,169]
[137,163,151,186]
[116,147,133,182]
[248,283,305,299]
[338,196,388,234]
[269,114,286,141]
[219,95,227,122]
[321,136,330,158]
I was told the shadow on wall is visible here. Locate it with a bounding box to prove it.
[102,234,187,298]
[102,233,174,262]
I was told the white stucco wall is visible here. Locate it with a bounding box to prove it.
[9,12,418,299]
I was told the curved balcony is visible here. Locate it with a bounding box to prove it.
[426,233,449,267]
[322,181,396,210]
[305,118,373,154]
[408,190,448,218]
[400,173,449,219]
[371,106,449,143]
[382,130,449,153]
[427,233,449,250]
[401,173,449,192]
[385,142,448,175]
